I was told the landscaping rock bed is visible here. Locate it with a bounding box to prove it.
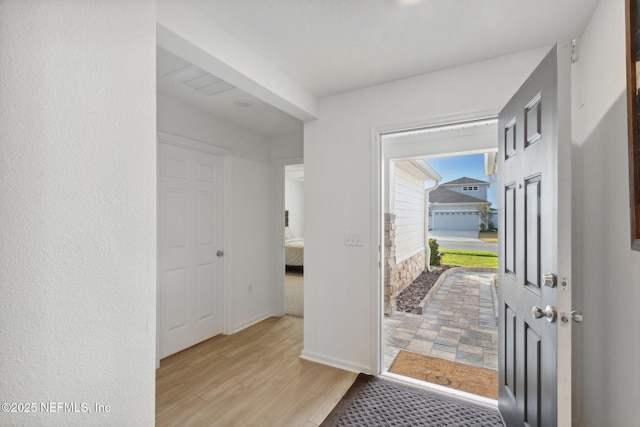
[395,269,444,313]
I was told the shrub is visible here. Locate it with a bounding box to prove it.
[428,238,440,266]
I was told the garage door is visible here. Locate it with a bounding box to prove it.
[432,211,479,231]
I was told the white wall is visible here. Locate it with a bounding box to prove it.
[0,1,156,425]
[302,47,549,371]
[157,94,274,331]
[285,176,305,238]
[572,0,640,425]
[269,130,304,161]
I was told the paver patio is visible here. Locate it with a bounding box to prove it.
[384,270,498,371]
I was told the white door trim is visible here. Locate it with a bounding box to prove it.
[156,131,233,368]
[273,157,304,316]
[553,41,574,427]
[369,109,499,375]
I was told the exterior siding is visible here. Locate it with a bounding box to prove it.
[393,170,425,262]
[446,184,489,200]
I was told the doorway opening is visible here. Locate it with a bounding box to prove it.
[379,119,500,402]
[284,163,305,317]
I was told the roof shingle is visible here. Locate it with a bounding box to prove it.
[440,176,488,186]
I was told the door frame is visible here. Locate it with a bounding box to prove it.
[273,157,304,316]
[156,131,234,368]
[371,44,573,425]
[370,109,499,375]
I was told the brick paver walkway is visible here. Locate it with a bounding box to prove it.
[384,271,498,371]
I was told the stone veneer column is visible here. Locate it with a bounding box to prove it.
[384,214,426,315]
[384,213,396,315]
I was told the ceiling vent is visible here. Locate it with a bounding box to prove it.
[164,65,235,96]
[233,99,254,108]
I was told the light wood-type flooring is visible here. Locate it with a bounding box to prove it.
[156,315,357,426]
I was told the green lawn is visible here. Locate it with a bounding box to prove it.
[440,249,498,268]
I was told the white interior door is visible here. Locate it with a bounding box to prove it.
[159,142,224,359]
[498,44,572,426]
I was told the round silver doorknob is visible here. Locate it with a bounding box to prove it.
[216,250,224,257]
[532,305,557,323]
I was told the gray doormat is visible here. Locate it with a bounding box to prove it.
[321,374,504,427]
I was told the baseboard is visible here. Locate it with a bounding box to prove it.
[232,311,273,334]
[300,349,370,374]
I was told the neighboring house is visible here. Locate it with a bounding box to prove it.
[384,160,441,314]
[428,177,492,231]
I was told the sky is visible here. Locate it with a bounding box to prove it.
[425,153,498,207]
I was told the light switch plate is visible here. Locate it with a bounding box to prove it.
[345,232,363,246]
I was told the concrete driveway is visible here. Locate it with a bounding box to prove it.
[429,230,479,239]
[428,230,498,253]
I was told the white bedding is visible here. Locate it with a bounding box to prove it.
[285,238,304,266]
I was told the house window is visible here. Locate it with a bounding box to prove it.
[462,185,478,191]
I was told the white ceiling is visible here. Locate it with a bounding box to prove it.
[187,0,600,97]
[157,47,303,137]
[158,0,601,136]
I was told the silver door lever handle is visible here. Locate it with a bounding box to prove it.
[532,305,557,323]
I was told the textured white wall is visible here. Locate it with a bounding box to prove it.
[157,94,275,332]
[0,1,156,426]
[572,0,640,424]
[303,47,549,371]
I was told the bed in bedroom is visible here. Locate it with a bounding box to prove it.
[284,217,304,271]
[285,237,304,269]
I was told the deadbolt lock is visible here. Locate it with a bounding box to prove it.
[543,273,556,288]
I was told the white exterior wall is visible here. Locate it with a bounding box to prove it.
[303,47,550,371]
[0,1,156,425]
[157,94,275,331]
[393,166,426,262]
[445,183,489,200]
[571,0,640,424]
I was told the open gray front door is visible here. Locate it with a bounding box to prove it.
[497,44,573,427]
